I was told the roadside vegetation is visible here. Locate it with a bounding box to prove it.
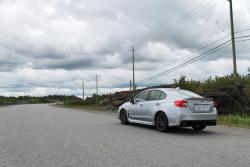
[65,69,250,128]
[0,95,81,106]
[77,70,250,113]
[218,113,250,128]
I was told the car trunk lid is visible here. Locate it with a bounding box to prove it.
[186,98,214,113]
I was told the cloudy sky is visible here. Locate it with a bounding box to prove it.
[0,0,250,97]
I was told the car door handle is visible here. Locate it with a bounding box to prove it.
[140,104,143,107]
[156,103,160,106]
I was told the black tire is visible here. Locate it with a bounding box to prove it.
[155,112,169,132]
[120,110,129,125]
[192,124,206,131]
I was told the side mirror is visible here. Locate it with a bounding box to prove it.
[130,97,135,104]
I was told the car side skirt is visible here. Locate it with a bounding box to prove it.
[128,118,154,126]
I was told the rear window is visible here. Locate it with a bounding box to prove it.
[170,90,202,98]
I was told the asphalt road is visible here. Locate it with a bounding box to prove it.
[0,104,249,167]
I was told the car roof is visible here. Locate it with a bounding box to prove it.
[144,88,182,93]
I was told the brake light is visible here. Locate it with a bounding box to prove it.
[174,100,188,108]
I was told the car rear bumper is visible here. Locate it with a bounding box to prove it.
[180,120,217,127]
[180,112,217,121]
[173,108,217,127]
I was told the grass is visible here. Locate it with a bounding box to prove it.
[218,113,250,128]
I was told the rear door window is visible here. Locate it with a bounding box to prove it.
[148,90,166,101]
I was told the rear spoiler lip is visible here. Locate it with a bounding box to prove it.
[185,98,213,101]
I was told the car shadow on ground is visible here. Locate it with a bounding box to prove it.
[121,123,217,136]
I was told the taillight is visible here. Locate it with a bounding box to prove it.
[174,100,188,108]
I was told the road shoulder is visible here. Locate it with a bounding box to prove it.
[51,104,117,117]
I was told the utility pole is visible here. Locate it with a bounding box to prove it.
[95,75,99,106]
[228,0,238,77]
[82,80,84,100]
[130,46,136,90]
[96,75,98,96]
[130,80,132,91]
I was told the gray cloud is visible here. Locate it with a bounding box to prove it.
[0,0,249,96]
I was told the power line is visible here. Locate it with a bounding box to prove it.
[136,39,232,84]
[136,34,250,85]
[196,28,250,52]
[135,0,195,49]
[128,1,249,86]
[133,1,246,68]
[234,28,250,34]
[135,29,250,83]
[135,0,211,51]
[194,1,225,39]
[235,38,250,43]
[136,0,220,52]
[191,28,250,54]
[137,1,250,62]
[235,34,250,40]
[147,1,219,44]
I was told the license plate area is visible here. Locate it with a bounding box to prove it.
[193,104,210,112]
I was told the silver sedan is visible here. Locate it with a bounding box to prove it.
[118,88,217,132]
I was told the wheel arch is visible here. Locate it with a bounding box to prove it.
[154,111,168,125]
[119,108,129,118]
[120,108,126,112]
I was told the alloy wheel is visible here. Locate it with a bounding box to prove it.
[155,112,169,132]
